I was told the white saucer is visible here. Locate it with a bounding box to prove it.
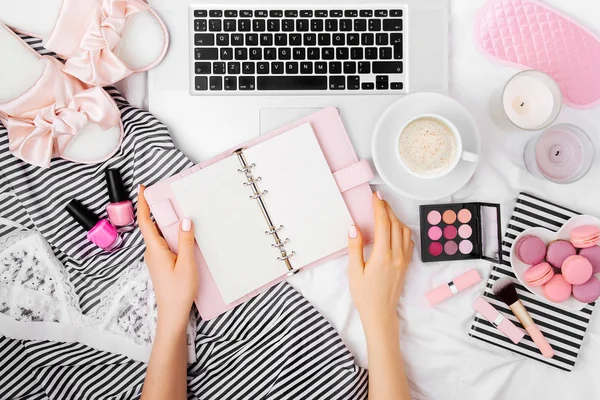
[372,93,481,200]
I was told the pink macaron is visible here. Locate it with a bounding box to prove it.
[515,235,546,265]
[561,255,593,285]
[524,262,555,287]
[572,276,600,304]
[543,275,572,303]
[578,246,600,274]
[546,240,576,269]
[570,225,600,249]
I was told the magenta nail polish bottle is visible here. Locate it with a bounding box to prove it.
[66,199,123,252]
[105,169,135,232]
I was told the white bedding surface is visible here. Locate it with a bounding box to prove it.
[129,1,600,398]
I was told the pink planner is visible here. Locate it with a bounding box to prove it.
[144,107,375,320]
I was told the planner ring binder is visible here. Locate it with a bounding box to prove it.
[235,148,298,276]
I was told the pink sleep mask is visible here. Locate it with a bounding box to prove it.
[475,0,600,109]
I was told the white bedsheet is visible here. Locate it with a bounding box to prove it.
[126,1,600,398]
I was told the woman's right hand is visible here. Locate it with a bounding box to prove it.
[347,192,414,335]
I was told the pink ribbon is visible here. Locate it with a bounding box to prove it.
[63,0,149,86]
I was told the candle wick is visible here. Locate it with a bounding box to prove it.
[520,102,525,107]
[555,151,560,157]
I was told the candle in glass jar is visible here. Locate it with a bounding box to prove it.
[502,70,562,130]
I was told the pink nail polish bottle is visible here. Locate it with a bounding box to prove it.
[105,169,135,232]
[66,199,123,252]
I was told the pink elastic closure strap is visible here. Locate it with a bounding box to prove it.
[152,199,179,227]
[473,297,525,345]
[332,159,374,193]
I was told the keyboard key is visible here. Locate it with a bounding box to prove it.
[300,10,313,17]
[329,61,342,74]
[270,10,283,17]
[365,47,378,59]
[223,19,236,32]
[286,62,299,74]
[228,62,240,74]
[307,48,319,60]
[239,76,256,90]
[195,33,214,46]
[347,33,359,45]
[253,20,266,31]
[322,47,334,60]
[246,34,259,46]
[362,82,375,90]
[348,75,360,89]
[296,19,309,31]
[362,33,374,45]
[383,19,403,31]
[231,34,244,46]
[282,19,295,31]
[311,19,323,31]
[209,10,222,18]
[360,10,373,17]
[332,33,345,46]
[195,76,208,90]
[195,48,218,60]
[240,10,253,17]
[344,10,358,17]
[301,62,313,74]
[257,62,270,74]
[344,61,356,74]
[258,76,327,90]
[194,10,207,18]
[390,10,403,17]
[369,19,382,31]
[249,48,262,59]
[224,76,237,90]
[279,48,291,60]
[238,19,251,31]
[358,61,370,74]
[340,19,352,31]
[235,48,248,60]
[325,19,338,31]
[330,10,343,17]
[289,34,302,45]
[209,20,221,32]
[293,48,306,60]
[315,10,328,17]
[220,48,233,60]
[255,10,268,17]
[376,33,388,45]
[354,19,367,32]
[260,34,273,46]
[213,62,225,74]
[391,82,403,90]
[392,34,403,59]
[329,76,346,90]
[210,76,222,90]
[271,62,284,74]
[268,20,280,32]
[379,47,392,60]
[224,10,237,17]
[351,47,363,59]
[264,48,276,60]
[315,62,327,73]
[336,48,349,60]
[373,61,403,73]
[195,62,211,74]
[275,34,287,46]
[194,19,207,32]
[217,33,229,46]
[376,75,389,90]
[375,10,388,17]
[303,33,316,46]
[284,10,298,17]
[318,33,331,46]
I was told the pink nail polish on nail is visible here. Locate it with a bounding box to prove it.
[66,200,123,252]
[182,218,192,232]
[106,169,135,233]
[348,225,358,239]
[376,190,383,200]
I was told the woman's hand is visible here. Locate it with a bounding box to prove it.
[348,191,414,335]
[138,185,199,330]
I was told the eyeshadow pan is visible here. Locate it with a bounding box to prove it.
[428,226,443,241]
[444,241,458,255]
[443,225,457,240]
[458,209,472,223]
[458,224,472,239]
[442,210,456,224]
[427,210,442,225]
[460,240,474,254]
[429,242,443,256]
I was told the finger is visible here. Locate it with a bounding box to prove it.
[175,218,197,271]
[137,185,167,249]
[385,202,403,253]
[347,224,365,279]
[373,191,391,254]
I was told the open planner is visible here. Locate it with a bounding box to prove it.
[145,107,375,319]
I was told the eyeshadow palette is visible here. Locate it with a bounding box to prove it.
[419,202,502,263]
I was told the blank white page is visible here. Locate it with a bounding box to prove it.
[246,123,352,270]
[171,155,286,304]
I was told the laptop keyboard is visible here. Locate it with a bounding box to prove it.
[190,6,406,94]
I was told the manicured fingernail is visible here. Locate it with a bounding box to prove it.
[376,191,383,200]
[348,225,358,239]
[182,218,192,232]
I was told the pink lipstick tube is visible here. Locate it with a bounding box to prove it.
[427,269,482,306]
[66,199,123,252]
[473,297,525,344]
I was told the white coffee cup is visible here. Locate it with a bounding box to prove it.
[396,114,478,179]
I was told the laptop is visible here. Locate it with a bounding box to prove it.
[147,0,449,182]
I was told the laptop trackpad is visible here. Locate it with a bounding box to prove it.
[259,108,325,134]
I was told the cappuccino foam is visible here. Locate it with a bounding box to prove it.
[399,117,457,176]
